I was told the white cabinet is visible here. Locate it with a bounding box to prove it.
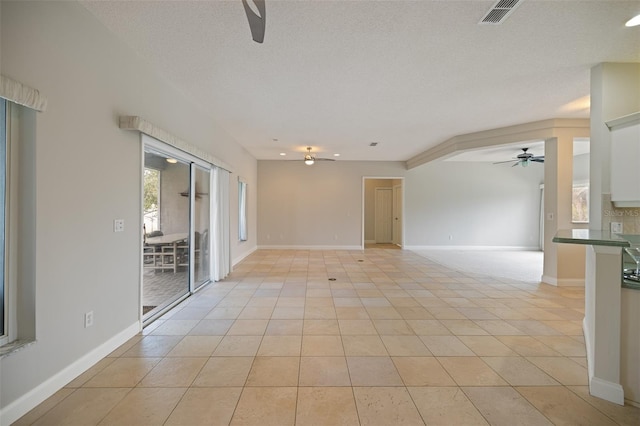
[607,112,640,208]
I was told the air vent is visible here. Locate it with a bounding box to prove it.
[479,0,524,25]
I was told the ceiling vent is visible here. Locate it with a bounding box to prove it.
[479,0,524,25]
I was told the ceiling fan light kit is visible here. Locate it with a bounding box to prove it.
[304,155,315,166]
[295,146,335,165]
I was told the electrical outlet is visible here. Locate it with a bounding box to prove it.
[84,311,94,328]
[114,219,124,232]
[611,222,623,234]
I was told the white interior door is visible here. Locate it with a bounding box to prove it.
[375,188,393,243]
[392,184,403,246]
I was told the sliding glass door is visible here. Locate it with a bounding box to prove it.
[142,136,213,323]
[193,165,211,290]
[143,148,191,320]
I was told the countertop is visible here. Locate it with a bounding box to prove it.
[552,229,637,247]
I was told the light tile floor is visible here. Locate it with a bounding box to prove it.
[16,249,640,425]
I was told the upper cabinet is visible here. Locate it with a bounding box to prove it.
[607,112,640,208]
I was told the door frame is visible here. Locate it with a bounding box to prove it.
[362,177,405,249]
[392,183,403,246]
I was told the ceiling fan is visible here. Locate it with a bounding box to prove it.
[298,147,336,166]
[494,148,544,167]
[242,0,266,43]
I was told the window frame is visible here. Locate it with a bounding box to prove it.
[0,98,7,345]
[238,178,247,242]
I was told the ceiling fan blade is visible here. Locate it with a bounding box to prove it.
[512,162,520,167]
[530,158,545,163]
[493,160,517,164]
[242,0,266,43]
[314,158,336,161]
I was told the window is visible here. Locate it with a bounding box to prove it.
[0,99,6,343]
[238,179,247,242]
[0,77,42,351]
[0,99,37,350]
[572,183,589,223]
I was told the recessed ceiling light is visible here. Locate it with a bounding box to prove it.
[279,152,286,156]
[334,153,340,157]
[166,158,178,164]
[626,14,640,27]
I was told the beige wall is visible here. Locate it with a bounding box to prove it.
[543,132,587,285]
[257,161,406,247]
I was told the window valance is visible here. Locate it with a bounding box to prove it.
[0,75,47,112]
[119,115,232,173]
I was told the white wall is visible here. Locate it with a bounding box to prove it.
[405,160,544,248]
[258,159,543,250]
[257,161,406,247]
[0,1,257,419]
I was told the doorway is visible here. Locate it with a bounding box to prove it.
[363,178,404,249]
[375,188,392,243]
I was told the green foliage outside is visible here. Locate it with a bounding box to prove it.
[144,168,159,212]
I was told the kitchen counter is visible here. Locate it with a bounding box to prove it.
[553,230,639,406]
[552,229,632,247]
[553,230,640,290]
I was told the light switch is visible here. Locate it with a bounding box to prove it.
[114,219,124,232]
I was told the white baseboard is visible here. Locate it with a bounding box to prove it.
[405,245,541,251]
[557,278,585,287]
[583,317,625,405]
[233,245,257,267]
[257,245,363,250]
[541,275,584,287]
[0,322,141,426]
[590,376,625,405]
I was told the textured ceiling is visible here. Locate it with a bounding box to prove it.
[81,0,640,162]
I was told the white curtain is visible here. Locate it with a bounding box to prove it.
[211,167,231,281]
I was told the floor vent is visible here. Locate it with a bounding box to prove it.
[479,0,524,25]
